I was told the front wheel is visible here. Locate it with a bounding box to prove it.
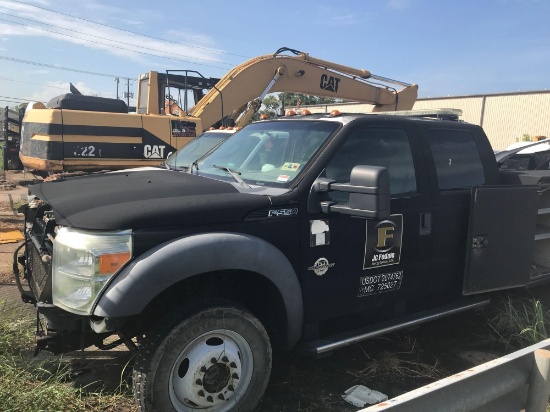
[133,304,272,411]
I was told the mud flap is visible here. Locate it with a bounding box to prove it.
[463,185,539,295]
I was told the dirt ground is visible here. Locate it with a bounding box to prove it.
[0,170,547,411]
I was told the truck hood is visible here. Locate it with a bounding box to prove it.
[29,170,272,230]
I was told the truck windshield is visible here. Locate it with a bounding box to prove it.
[198,120,339,187]
[165,131,232,170]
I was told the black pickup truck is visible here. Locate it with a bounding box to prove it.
[16,110,550,411]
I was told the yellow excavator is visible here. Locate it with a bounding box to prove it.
[20,47,418,173]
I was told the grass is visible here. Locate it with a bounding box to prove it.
[0,299,135,412]
[2,290,550,411]
[347,335,446,382]
[487,296,550,349]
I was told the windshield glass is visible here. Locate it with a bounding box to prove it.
[198,120,339,187]
[166,131,232,170]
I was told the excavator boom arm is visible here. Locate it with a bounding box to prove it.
[190,49,418,131]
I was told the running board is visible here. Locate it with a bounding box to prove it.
[299,297,491,356]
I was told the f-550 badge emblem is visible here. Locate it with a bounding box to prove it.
[268,208,298,217]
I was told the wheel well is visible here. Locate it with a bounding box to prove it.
[137,270,289,351]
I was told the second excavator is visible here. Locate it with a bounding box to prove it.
[20,47,418,173]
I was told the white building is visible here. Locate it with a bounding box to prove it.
[303,90,550,151]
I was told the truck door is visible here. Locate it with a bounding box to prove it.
[463,185,539,294]
[421,128,489,298]
[302,124,433,323]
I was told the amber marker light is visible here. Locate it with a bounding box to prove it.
[99,252,132,275]
[286,110,297,116]
[329,110,341,117]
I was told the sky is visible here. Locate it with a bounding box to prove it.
[0,0,549,109]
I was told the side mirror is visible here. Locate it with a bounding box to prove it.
[310,165,390,219]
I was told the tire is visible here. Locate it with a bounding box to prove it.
[133,303,272,411]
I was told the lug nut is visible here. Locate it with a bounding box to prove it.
[195,379,202,386]
[207,396,213,403]
[198,390,205,397]
[232,373,239,379]
[218,394,225,400]
[211,357,217,363]
[230,362,237,368]
[228,385,235,391]
[222,356,229,362]
[200,366,207,372]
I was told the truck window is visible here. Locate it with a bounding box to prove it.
[325,127,417,196]
[428,130,485,190]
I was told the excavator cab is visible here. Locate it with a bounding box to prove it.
[137,71,220,116]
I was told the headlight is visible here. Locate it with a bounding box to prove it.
[52,228,132,315]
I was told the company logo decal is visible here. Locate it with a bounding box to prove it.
[144,145,166,159]
[308,257,335,276]
[320,74,341,93]
[363,214,403,270]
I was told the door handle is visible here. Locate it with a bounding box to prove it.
[420,212,432,235]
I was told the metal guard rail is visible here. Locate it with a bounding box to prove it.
[363,338,550,412]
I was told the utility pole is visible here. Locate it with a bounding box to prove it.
[2,106,7,176]
[114,78,120,99]
[123,78,134,110]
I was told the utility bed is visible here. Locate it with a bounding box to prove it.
[500,170,550,285]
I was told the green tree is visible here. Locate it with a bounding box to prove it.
[262,95,280,114]
[519,134,532,142]
[278,92,337,108]
[10,102,28,119]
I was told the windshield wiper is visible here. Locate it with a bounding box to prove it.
[213,165,250,188]
[188,161,199,173]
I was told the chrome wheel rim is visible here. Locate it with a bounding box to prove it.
[169,329,253,411]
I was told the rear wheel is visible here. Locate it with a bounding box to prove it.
[133,304,272,411]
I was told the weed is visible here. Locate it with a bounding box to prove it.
[0,301,136,411]
[346,335,446,383]
[348,349,445,381]
[487,297,549,349]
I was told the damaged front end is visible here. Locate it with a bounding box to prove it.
[15,200,133,355]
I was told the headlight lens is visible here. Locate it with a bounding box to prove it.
[52,228,132,315]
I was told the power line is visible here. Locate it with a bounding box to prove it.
[0,98,28,104]
[0,12,236,67]
[0,95,44,103]
[0,76,112,97]
[0,17,232,70]
[0,55,131,79]
[10,0,250,59]
[0,76,67,91]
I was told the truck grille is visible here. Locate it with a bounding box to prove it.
[27,241,52,303]
[25,203,55,303]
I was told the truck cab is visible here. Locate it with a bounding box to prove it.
[17,110,546,411]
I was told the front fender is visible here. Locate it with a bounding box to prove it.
[94,232,303,348]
